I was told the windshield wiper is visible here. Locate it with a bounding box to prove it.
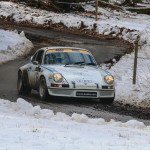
[73,61,86,65]
[74,62,96,66]
[65,62,96,67]
[64,63,72,66]
[64,62,85,67]
[86,63,96,66]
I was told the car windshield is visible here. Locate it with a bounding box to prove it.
[44,52,97,66]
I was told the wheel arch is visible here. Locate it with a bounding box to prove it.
[39,74,47,86]
[40,74,45,80]
[39,70,52,87]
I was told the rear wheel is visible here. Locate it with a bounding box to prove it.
[17,71,31,95]
[39,77,49,100]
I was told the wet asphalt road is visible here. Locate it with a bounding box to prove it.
[0,26,150,125]
[1,25,126,63]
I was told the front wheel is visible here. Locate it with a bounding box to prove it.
[17,71,31,95]
[39,77,49,100]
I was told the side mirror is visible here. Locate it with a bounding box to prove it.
[99,63,107,70]
[33,61,39,65]
[99,63,111,70]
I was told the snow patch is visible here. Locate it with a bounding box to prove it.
[1,98,149,131]
[0,29,33,64]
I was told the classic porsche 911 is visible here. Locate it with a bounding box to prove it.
[17,47,115,104]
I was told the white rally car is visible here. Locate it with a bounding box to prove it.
[17,47,115,104]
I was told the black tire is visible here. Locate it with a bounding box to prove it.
[39,76,49,100]
[17,71,31,95]
[100,97,114,105]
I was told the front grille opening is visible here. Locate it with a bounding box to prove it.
[102,86,114,89]
[62,84,69,88]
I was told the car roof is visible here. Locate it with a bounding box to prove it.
[41,47,91,54]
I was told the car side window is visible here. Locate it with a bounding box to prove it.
[32,53,38,62]
[35,50,44,64]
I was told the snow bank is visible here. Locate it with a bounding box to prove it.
[0,29,33,64]
[0,98,148,130]
[110,20,150,107]
[1,99,150,150]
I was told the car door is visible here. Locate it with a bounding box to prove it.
[28,50,44,89]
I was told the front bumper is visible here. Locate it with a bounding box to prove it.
[48,87,115,98]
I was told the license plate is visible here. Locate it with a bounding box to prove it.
[76,92,97,97]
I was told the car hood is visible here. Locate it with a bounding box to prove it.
[43,65,108,88]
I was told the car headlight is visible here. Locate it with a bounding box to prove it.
[104,75,114,84]
[53,73,63,83]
